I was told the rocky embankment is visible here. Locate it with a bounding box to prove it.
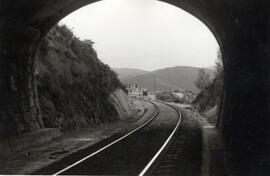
[110,89,135,119]
[37,25,135,131]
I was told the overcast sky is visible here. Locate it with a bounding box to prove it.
[61,0,219,71]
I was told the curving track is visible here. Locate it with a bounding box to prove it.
[33,100,182,175]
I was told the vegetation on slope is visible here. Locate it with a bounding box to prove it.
[37,24,125,130]
[192,51,223,124]
[156,90,195,104]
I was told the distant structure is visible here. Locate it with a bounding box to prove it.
[126,83,148,98]
[147,91,156,100]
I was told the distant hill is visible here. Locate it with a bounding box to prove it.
[121,66,215,92]
[113,68,148,79]
[122,73,180,92]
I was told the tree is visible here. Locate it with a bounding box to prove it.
[215,49,223,79]
[194,68,210,91]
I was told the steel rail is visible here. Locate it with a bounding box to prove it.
[139,101,182,176]
[53,100,160,175]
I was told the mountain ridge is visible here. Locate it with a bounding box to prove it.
[113,68,148,80]
[117,66,214,92]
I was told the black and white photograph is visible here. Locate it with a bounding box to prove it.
[0,0,269,175]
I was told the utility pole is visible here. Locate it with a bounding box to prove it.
[154,74,156,94]
[151,74,156,97]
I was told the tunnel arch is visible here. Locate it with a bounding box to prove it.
[1,0,270,173]
[28,0,229,104]
[37,0,226,130]
[2,0,231,89]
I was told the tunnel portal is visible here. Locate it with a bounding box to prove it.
[0,0,270,172]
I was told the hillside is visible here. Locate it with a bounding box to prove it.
[113,68,148,79]
[192,55,223,125]
[122,66,214,92]
[123,73,180,92]
[37,25,135,130]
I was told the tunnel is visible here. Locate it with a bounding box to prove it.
[0,0,270,172]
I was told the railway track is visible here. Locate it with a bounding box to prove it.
[33,100,182,175]
[140,101,182,176]
[53,100,161,175]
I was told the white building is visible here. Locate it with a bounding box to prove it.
[126,83,147,98]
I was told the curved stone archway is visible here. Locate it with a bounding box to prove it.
[1,0,270,168]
